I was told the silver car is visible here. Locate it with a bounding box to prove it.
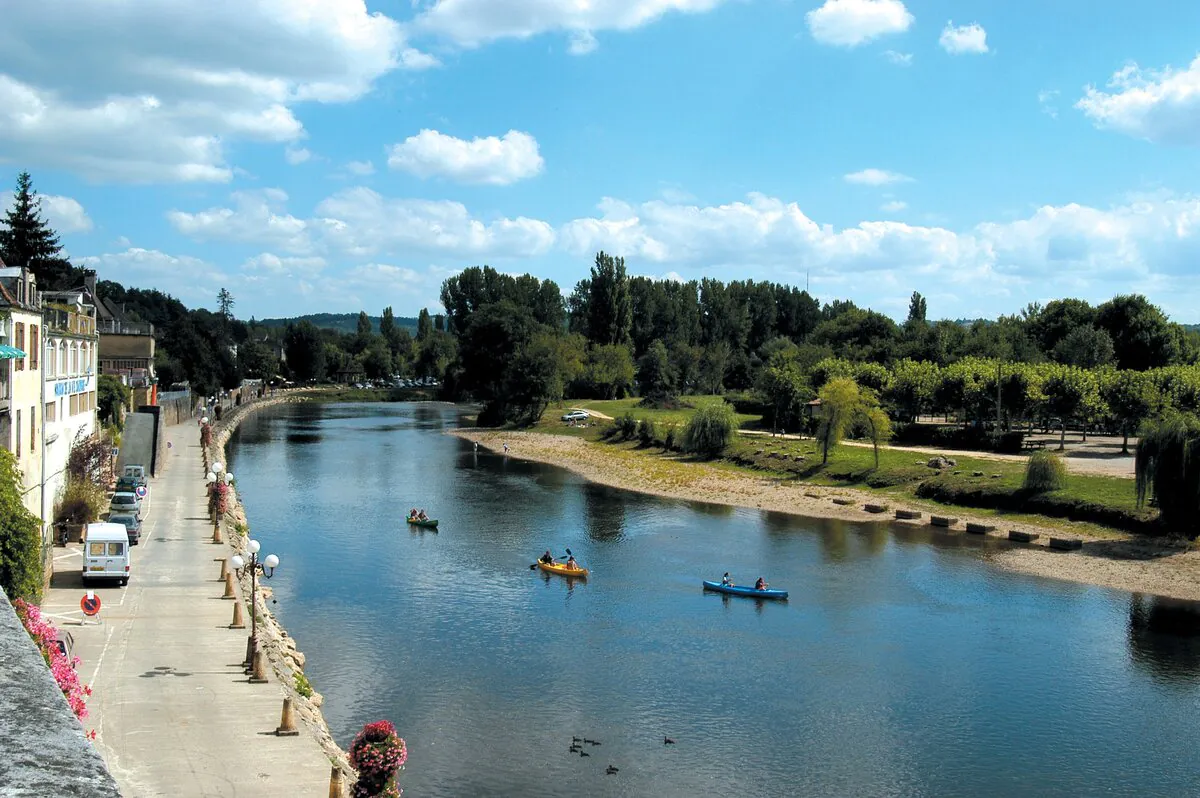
[110,491,143,519]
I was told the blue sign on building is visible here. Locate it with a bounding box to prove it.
[53,377,90,397]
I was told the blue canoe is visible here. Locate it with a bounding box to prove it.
[703,580,788,600]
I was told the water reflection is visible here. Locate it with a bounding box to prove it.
[582,484,625,541]
[1128,594,1200,683]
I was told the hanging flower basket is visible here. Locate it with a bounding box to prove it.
[350,720,407,798]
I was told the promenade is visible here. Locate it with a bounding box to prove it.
[40,427,332,797]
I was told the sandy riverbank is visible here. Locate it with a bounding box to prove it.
[204,393,355,792]
[451,429,1200,602]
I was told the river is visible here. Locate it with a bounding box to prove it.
[227,402,1200,798]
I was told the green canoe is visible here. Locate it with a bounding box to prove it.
[406,517,439,529]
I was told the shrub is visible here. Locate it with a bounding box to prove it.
[663,424,679,452]
[682,403,736,458]
[1,450,43,601]
[637,418,657,446]
[992,431,1025,454]
[1024,450,1067,493]
[55,479,107,526]
[616,412,638,441]
[350,720,408,798]
[294,670,314,698]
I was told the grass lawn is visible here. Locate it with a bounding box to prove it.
[553,396,759,428]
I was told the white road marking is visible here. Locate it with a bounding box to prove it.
[88,626,115,689]
[54,550,82,561]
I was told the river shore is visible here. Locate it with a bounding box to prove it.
[204,393,355,792]
[451,429,1200,602]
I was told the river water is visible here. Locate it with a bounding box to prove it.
[228,402,1200,798]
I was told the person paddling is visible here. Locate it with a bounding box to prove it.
[539,550,555,565]
[566,555,580,570]
[754,577,768,591]
[721,572,733,587]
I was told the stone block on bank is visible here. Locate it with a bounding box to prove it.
[864,503,889,513]
[1008,530,1040,543]
[1049,537,1083,551]
[966,523,994,535]
[832,497,855,506]
[930,515,958,528]
[895,509,922,520]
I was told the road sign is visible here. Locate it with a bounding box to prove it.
[111,447,119,458]
[80,592,102,617]
[135,486,148,498]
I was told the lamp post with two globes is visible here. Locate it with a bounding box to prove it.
[231,539,279,683]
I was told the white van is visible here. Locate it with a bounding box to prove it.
[82,523,131,586]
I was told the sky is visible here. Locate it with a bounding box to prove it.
[3,0,1200,323]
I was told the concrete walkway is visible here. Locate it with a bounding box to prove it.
[41,431,332,797]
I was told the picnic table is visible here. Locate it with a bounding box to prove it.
[1022,439,1047,451]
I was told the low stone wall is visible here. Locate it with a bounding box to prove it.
[201,393,356,794]
[0,594,121,797]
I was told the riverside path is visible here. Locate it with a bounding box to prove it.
[40,430,333,797]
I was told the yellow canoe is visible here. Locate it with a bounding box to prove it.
[538,561,589,578]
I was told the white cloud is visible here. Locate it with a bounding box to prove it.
[939,21,988,55]
[168,186,556,260]
[413,0,729,48]
[1038,89,1061,119]
[284,146,312,165]
[243,253,327,278]
[844,168,913,186]
[883,50,912,66]
[36,194,93,233]
[881,200,907,212]
[387,129,544,185]
[345,160,376,176]
[1077,56,1200,146]
[0,1,433,183]
[77,247,221,303]
[568,30,599,55]
[806,0,913,47]
[556,191,1200,317]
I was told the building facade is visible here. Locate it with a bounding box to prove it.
[0,266,44,523]
[92,273,157,407]
[41,287,100,532]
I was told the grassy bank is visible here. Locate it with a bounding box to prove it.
[561,395,760,428]
[526,403,1158,537]
[297,386,438,403]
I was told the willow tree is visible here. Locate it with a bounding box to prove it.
[1135,414,1200,538]
[816,377,860,465]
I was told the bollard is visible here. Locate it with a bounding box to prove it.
[222,572,236,599]
[276,696,300,736]
[217,557,229,580]
[244,636,255,672]
[212,521,223,545]
[328,766,344,798]
[250,650,269,684]
[230,600,245,629]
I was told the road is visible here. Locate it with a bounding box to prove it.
[41,431,332,797]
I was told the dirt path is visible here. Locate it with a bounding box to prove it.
[450,429,1200,602]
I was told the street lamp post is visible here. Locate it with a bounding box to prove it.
[231,539,279,684]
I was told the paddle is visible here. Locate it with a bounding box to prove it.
[529,548,573,569]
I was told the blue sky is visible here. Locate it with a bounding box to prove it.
[3,0,1200,323]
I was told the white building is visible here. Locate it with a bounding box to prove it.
[41,287,99,533]
[0,266,44,524]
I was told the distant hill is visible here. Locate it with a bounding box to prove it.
[256,313,419,334]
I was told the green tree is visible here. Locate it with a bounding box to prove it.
[361,340,393,381]
[816,377,861,465]
[97,374,131,429]
[1096,294,1179,371]
[757,347,810,434]
[217,288,235,321]
[1028,298,1095,354]
[906,291,927,324]
[284,320,326,382]
[0,172,77,289]
[681,402,736,458]
[1100,370,1155,454]
[236,338,279,380]
[583,344,635,399]
[585,251,633,347]
[698,342,730,395]
[0,449,42,601]
[886,359,940,421]
[1135,413,1200,538]
[417,308,433,342]
[1042,365,1101,450]
[637,340,676,404]
[1053,326,1114,369]
[855,393,893,469]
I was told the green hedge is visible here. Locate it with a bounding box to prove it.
[915,477,1160,535]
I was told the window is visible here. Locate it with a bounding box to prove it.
[45,401,55,423]
[90,391,97,411]
[45,339,55,378]
[13,323,24,371]
[59,341,66,375]
[107,542,124,556]
[70,343,78,375]
[30,326,38,369]
[80,342,88,374]
[89,542,105,557]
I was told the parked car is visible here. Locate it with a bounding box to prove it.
[108,513,142,545]
[122,465,147,487]
[82,522,131,586]
[115,476,140,493]
[561,410,590,422]
[109,491,143,519]
[54,629,75,664]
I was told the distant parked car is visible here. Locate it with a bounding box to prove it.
[108,513,142,545]
[54,629,75,664]
[110,492,143,519]
[561,410,590,422]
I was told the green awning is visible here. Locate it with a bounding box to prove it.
[0,344,26,359]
